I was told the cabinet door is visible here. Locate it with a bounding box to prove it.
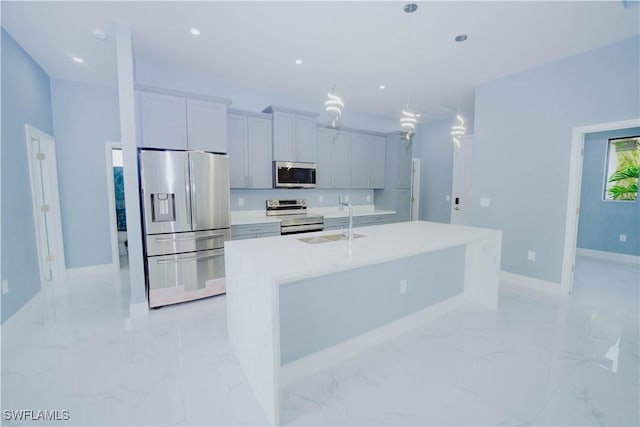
[187,99,228,153]
[315,128,333,188]
[227,114,247,189]
[295,115,317,163]
[350,133,371,188]
[397,138,413,189]
[139,92,187,149]
[332,131,352,188]
[370,135,386,188]
[272,111,296,161]
[247,116,273,189]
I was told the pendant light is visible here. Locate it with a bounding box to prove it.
[450,34,468,148]
[325,85,344,129]
[400,2,418,140]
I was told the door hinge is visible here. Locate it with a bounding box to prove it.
[41,204,50,213]
[36,152,46,160]
[46,254,55,262]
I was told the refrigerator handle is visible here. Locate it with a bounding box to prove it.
[185,156,192,225]
[189,154,198,227]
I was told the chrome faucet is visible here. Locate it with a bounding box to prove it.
[339,196,354,241]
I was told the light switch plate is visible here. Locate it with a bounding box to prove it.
[2,279,8,295]
[528,251,536,261]
[400,280,407,294]
[238,197,244,207]
[620,234,627,242]
[366,195,371,203]
[480,197,491,207]
[445,194,451,202]
[319,195,324,203]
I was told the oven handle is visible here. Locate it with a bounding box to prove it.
[156,249,224,264]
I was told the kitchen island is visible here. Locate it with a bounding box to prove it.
[225,221,502,425]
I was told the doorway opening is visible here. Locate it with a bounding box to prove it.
[105,142,128,270]
[561,118,640,295]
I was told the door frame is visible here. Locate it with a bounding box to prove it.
[105,141,122,270]
[410,158,421,220]
[24,125,66,282]
[450,134,473,225]
[560,118,640,295]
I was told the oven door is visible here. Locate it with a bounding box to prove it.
[273,161,316,188]
[281,224,324,235]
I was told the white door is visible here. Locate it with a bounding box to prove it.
[25,125,66,281]
[410,158,421,221]
[450,135,473,225]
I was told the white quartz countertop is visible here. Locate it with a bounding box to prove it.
[230,206,396,225]
[225,221,501,284]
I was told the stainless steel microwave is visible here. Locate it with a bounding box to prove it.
[273,161,317,188]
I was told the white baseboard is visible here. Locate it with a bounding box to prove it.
[576,248,640,265]
[500,271,566,296]
[129,301,149,318]
[66,262,118,278]
[280,294,467,388]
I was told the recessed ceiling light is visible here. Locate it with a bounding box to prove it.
[379,84,386,90]
[72,56,84,63]
[92,28,107,40]
[295,58,303,65]
[454,34,468,43]
[190,28,201,36]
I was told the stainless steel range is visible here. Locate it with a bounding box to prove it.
[266,199,324,235]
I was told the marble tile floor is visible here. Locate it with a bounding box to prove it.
[1,256,638,426]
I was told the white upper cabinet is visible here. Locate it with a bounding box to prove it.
[186,98,228,153]
[350,132,386,189]
[316,128,351,189]
[264,106,318,163]
[137,88,230,152]
[228,111,273,189]
[139,92,188,149]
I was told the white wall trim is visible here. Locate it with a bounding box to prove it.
[561,118,640,296]
[410,158,421,221]
[129,301,149,318]
[105,141,122,271]
[66,263,118,278]
[24,125,67,282]
[500,271,565,296]
[576,248,640,265]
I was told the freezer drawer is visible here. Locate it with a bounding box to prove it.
[146,229,230,256]
[147,248,226,308]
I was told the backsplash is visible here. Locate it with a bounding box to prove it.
[230,189,374,211]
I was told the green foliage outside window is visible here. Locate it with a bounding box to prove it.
[605,137,639,201]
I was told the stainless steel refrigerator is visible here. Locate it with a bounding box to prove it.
[139,149,231,308]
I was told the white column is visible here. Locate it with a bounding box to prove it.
[116,24,147,317]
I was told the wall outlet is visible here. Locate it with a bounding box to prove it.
[480,197,491,207]
[319,194,324,203]
[620,234,627,242]
[238,197,244,207]
[2,279,8,295]
[344,195,349,203]
[527,251,536,261]
[445,194,451,202]
[366,195,371,203]
[400,279,407,294]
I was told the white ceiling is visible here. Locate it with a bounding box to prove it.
[2,1,639,120]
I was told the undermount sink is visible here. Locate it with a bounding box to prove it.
[297,233,366,244]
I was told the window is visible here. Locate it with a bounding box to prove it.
[603,136,639,201]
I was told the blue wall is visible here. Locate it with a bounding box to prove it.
[1,29,54,323]
[50,79,121,268]
[471,36,640,284]
[577,127,640,256]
